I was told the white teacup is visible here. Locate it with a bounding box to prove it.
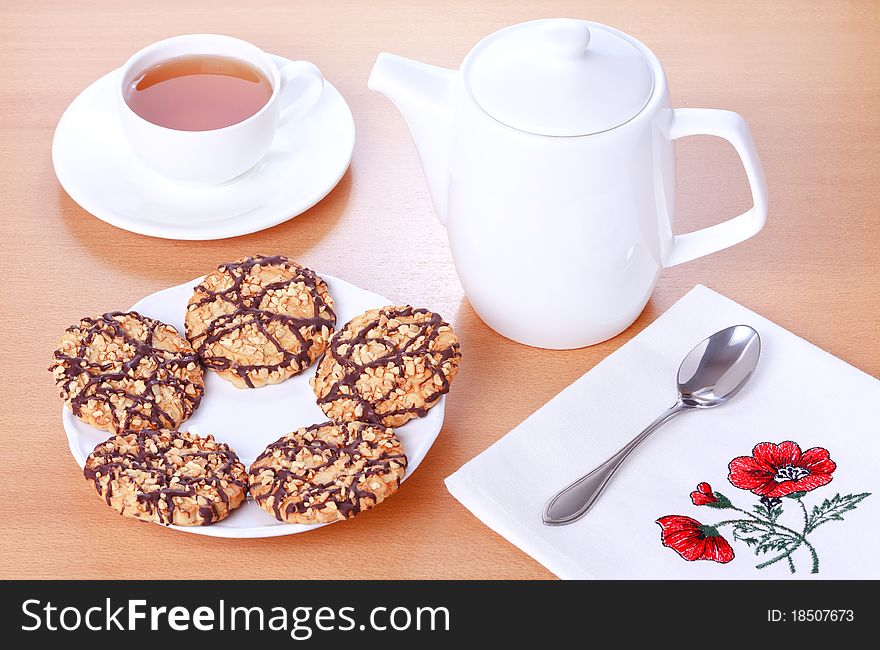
[117,34,324,184]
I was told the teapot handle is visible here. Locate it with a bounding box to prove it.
[664,109,768,267]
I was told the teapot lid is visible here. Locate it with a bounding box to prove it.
[465,19,655,137]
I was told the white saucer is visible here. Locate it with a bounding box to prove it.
[52,55,355,240]
[62,274,445,538]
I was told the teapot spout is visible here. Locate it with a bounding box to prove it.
[369,53,456,224]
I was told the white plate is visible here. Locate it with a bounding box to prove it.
[52,55,355,240]
[62,275,445,538]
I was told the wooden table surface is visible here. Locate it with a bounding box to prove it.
[1,0,877,580]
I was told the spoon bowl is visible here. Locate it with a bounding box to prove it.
[677,325,761,408]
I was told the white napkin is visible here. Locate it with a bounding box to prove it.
[445,285,880,579]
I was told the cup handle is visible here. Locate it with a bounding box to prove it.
[664,108,768,267]
[277,61,324,125]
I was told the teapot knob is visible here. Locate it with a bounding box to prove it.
[539,19,591,56]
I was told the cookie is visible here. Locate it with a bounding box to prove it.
[50,311,205,434]
[310,306,461,428]
[249,422,407,524]
[185,255,336,389]
[83,429,248,526]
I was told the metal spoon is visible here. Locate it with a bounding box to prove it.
[542,324,761,526]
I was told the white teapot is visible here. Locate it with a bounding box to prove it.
[369,19,767,349]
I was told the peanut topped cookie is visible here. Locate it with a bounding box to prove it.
[249,422,407,525]
[311,306,461,428]
[84,429,247,526]
[185,255,336,389]
[50,311,204,434]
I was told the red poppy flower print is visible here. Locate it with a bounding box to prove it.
[656,515,735,563]
[728,441,836,498]
[690,482,719,506]
[658,441,867,574]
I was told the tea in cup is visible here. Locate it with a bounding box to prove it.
[117,34,324,184]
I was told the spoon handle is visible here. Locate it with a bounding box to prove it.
[542,401,690,526]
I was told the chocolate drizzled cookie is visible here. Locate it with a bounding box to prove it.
[84,429,248,526]
[310,306,461,428]
[50,311,204,434]
[185,255,336,389]
[249,422,407,524]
